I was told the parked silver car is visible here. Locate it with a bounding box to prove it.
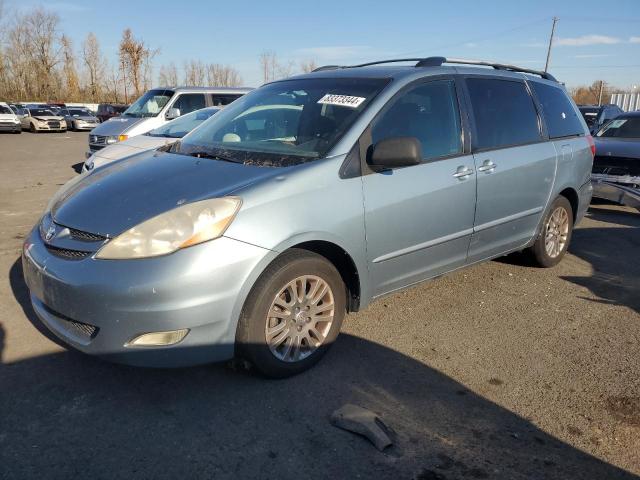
[61,107,100,131]
[83,107,220,172]
[22,57,593,377]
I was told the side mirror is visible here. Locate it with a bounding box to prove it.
[165,107,181,120]
[368,137,422,169]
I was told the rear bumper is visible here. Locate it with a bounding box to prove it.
[576,180,593,224]
[22,226,272,367]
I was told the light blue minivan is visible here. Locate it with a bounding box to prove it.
[23,57,593,377]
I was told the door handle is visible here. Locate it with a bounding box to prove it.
[453,166,474,179]
[477,160,496,173]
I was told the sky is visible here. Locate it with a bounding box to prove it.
[5,0,640,89]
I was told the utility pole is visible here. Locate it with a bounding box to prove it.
[598,80,604,106]
[544,17,558,73]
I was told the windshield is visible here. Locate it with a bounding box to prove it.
[0,106,13,114]
[597,117,640,138]
[147,107,219,138]
[176,78,390,165]
[68,108,91,116]
[123,89,174,118]
[29,108,55,116]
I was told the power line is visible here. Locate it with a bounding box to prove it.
[393,17,551,57]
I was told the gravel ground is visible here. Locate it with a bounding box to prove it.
[0,131,638,480]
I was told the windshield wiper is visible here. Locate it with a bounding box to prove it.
[186,151,243,164]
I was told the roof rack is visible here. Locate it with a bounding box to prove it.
[312,56,557,82]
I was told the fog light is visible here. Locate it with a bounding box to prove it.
[126,329,189,347]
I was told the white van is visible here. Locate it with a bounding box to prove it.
[86,87,251,157]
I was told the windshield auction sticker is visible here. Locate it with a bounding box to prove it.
[317,94,366,108]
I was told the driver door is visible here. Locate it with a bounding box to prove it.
[362,79,477,297]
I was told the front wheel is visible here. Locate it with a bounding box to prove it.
[527,196,573,267]
[236,249,346,378]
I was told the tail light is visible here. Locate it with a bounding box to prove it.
[586,135,596,157]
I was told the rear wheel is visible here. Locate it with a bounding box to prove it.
[29,123,36,133]
[236,249,346,378]
[528,196,573,267]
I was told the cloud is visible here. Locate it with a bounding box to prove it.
[555,35,621,47]
[630,36,640,44]
[463,42,478,48]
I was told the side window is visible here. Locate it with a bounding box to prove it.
[371,80,463,160]
[529,82,585,139]
[467,78,541,150]
[171,94,206,115]
[211,94,241,106]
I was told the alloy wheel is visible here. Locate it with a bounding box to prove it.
[265,275,335,362]
[544,206,569,258]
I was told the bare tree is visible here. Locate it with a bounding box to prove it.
[259,51,278,83]
[259,51,296,83]
[183,59,206,86]
[5,8,62,100]
[119,28,157,98]
[206,63,242,86]
[300,58,318,73]
[103,62,123,103]
[82,32,105,101]
[158,62,178,86]
[60,34,80,101]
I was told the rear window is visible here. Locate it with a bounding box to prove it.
[0,105,12,114]
[530,82,585,139]
[466,78,541,150]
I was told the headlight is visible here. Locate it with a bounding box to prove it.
[106,135,118,144]
[95,197,242,260]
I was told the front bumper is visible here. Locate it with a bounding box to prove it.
[74,123,97,130]
[0,123,21,131]
[22,227,272,367]
[34,124,66,131]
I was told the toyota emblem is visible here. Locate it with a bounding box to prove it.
[45,225,56,242]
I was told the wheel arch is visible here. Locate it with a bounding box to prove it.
[558,186,579,222]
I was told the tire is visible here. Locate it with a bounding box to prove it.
[236,249,346,378]
[29,123,36,133]
[527,196,574,267]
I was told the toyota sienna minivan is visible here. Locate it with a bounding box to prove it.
[23,57,593,377]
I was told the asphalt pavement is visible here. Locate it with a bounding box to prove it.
[0,131,638,479]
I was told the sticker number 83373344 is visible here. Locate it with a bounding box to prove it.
[317,94,366,108]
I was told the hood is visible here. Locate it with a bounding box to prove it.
[33,115,64,121]
[52,151,286,236]
[94,135,172,160]
[90,116,149,136]
[0,113,18,121]
[594,137,640,159]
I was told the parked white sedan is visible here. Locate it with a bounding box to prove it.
[83,107,220,172]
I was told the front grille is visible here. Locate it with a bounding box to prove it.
[42,304,98,341]
[0,121,15,126]
[89,134,107,145]
[68,227,107,242]
[45,245,92,260]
